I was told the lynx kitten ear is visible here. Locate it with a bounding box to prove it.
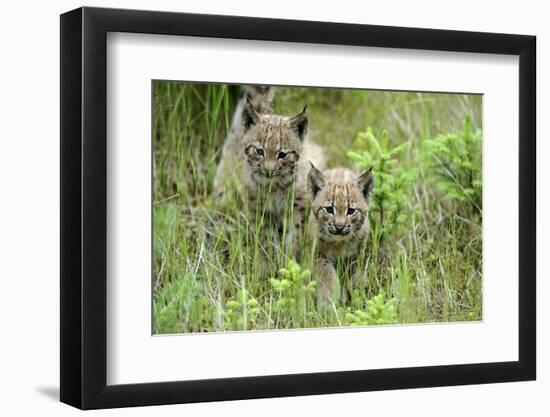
[289,105,309,141]
[308,163,327,199]
[242,99,262,131]
[356,167,374,204]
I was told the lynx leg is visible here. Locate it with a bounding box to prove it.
[316,257,338,306]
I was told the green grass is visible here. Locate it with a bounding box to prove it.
[152,81,483,333]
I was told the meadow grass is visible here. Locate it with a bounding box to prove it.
[152,81,483,333]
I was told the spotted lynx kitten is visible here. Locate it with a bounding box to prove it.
[307,164,374,303]
[214,86,275,197]
[216,95,326,236]
[242,102,326,232]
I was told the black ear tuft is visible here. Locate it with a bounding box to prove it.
[289,105,309,141]
[356,167,374,204]
[308,163,327,199]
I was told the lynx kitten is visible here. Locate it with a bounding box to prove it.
[307,165,374,303]
[244,102,327,230]
[214,86,275,197]
[216,97,326,235]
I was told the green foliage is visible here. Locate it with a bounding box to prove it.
[152,83,483,333]
[345,292,398,326]
[223,288,260,331]
[153,273,206,333]
[269,259,316,328]
[347,127,417,241]
[423,115,482,214]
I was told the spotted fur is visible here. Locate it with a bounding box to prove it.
[242,102,326,232]
[307,165,374,303]
[215,93,326,235]
[214,85,275,196]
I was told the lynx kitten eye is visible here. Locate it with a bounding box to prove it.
[323,206,335,214]
[277,151,288,160]
[255,146,265,156]
[347,207,356,215]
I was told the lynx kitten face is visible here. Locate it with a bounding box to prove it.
[307,165,374,303]
[242,101,308,188]
[308,166,374,243]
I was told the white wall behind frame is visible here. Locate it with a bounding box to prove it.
[0,0,545,417]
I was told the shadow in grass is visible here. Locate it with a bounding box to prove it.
[36,386,59,401]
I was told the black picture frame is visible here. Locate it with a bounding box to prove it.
[60,6,536,410]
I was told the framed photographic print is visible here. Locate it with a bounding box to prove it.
[60,6,536,410]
